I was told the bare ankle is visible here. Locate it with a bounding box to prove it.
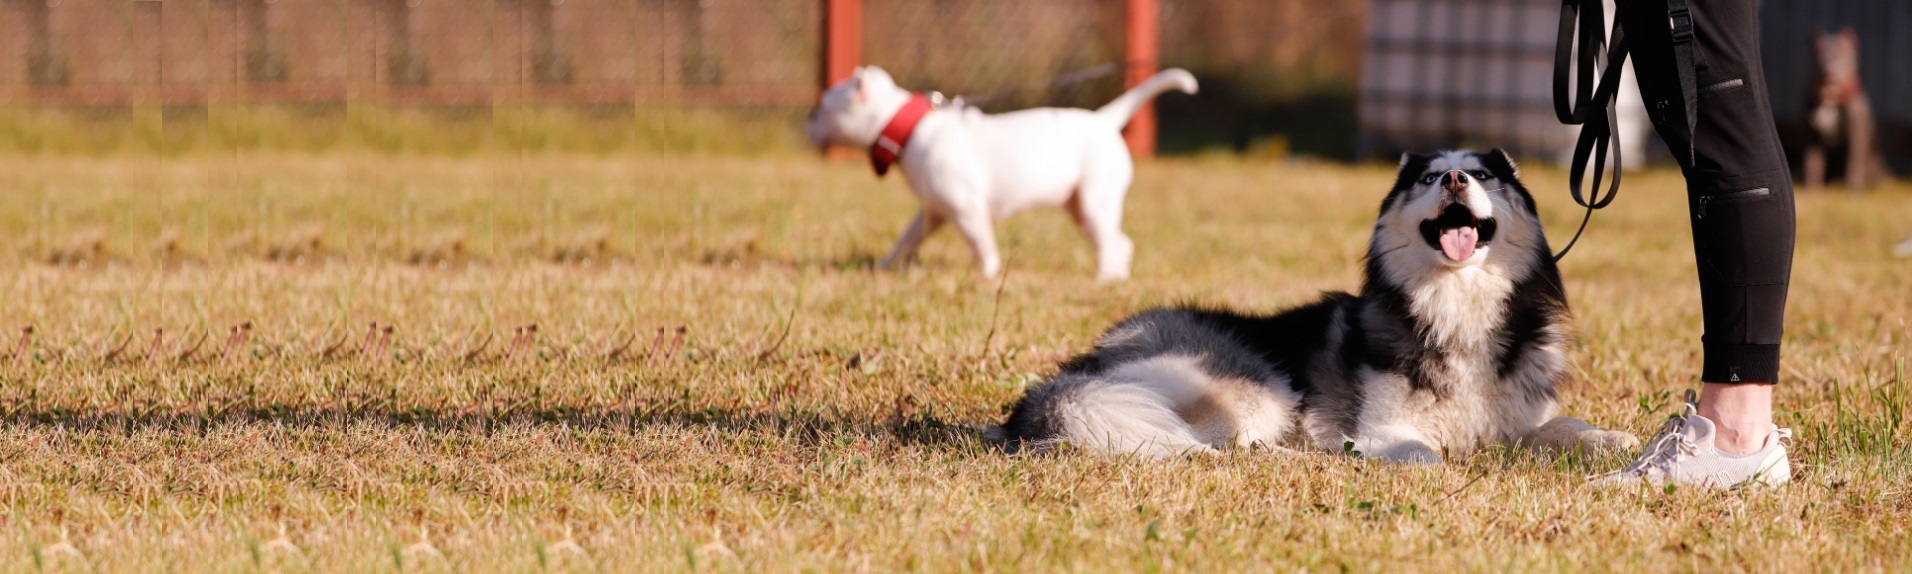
[1696,382,1776,455]
[1707,421,1772,454]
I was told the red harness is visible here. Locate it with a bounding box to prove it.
[870,94,933,177]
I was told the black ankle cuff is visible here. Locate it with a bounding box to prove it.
[1701,343,1781,383]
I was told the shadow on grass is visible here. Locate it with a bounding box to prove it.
[698,245,880,273]
[0,399,987,450]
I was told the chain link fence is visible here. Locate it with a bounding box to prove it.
[861,0,1366,156]
[0,0,1365,156]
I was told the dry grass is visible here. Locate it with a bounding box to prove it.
[2,153,1909,572]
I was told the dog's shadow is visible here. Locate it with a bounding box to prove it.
[698,244,882,273]
[3,399,989,450]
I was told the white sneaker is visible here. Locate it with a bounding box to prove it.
[1591,390,1792,490]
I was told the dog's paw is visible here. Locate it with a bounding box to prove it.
[1576,429,1641,453]
[1360,441,1445,465]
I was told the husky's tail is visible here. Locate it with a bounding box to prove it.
[985,372,1213,458]
[1093,68,1199,129]
[986,355,1301,458]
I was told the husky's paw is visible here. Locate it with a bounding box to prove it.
[1575,429,1640,453]
[1531,416,1638,454]
[1361,441,1444,465]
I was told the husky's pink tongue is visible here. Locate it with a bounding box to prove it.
[1440,227,1479,262]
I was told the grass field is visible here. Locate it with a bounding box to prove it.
[3,153,1910,572]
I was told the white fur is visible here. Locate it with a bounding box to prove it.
[1341,350,1561,462]
[807,66,1198,281]
[1340,368,1445,463]
[1058,356,1300,458]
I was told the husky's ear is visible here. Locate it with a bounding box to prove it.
[1391,152,1434,193]
[1481,148,1520,181]
[1397,152,1431,169]
[1395,152,1433,178]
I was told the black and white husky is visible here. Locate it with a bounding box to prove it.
[986,150,1638,462]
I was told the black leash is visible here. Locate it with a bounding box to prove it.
[1551,0,1706,263]
[1550,0,1631,262]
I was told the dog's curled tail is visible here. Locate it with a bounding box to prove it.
[1094,68,1198,129]
[986,365,1216,458]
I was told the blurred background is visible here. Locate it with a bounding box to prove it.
[0,0,1905,175]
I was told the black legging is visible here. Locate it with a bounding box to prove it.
[1617,0,1795,384]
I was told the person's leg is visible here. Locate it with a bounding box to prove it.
[1597,0,1794,485]
[1621,0,1793,387]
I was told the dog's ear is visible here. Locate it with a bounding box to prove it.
[1397,152,1430,169]
[1391,152,1433,192]
[1482,148,1520,180]
[1395,152,1433,179]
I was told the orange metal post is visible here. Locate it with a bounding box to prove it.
[823,0,861,88]
[1124,0,1159,159]
[822,0,862,159]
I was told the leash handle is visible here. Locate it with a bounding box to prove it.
[1551,0,1631,262]
[1552,0,1602,124]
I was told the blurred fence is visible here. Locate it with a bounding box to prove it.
[0,0,1366,156]
[0,0,1905,167]
[1359,0,1579,162]
[0,0,821,106]
[1359,0,1911,171]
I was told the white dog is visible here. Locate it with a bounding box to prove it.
[807,66,1198,281]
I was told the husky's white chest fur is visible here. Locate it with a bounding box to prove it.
[1388,262,1560,451]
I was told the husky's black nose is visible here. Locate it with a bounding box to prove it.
[1441,170,1469,193]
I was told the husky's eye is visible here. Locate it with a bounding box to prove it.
[1468,169,1493,181]
[1419,172,1440,185]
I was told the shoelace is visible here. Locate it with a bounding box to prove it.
[1597,391,1702,481]
[1620,412,1698,478]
